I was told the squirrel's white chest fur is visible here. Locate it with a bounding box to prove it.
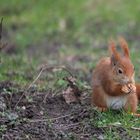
[106,95,127,110]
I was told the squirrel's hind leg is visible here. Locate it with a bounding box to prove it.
[132,113,140,117]
[124,93,138,115]
[91,86,107,111]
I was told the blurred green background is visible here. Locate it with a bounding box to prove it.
[0,0,140,84]
[0,1,140,139]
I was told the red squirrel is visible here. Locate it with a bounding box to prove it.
[91,38,140,116]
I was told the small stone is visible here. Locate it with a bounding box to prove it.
[97,135,104,140]
[22,106,26,110]
[40,111,44,115]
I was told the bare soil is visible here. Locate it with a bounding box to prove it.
[0,81,105,140]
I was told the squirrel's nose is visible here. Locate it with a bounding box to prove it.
[123,77,132,84]
[128,80,132,84]
[126,78,134,84]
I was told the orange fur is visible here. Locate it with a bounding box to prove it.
[136,83,140,101]
[91,38,140,116]
[109,40,120,62]
[119,37,130,57]
[133,113,140,117]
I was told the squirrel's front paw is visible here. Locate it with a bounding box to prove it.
[122,85,130,93]
[128,84,136,93]
[121,84,136,94]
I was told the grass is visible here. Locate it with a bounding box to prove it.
[91,110,140,139]
[0,0,140,139]
[1,0,140,47]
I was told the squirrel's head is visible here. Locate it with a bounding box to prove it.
[109,37,135,85]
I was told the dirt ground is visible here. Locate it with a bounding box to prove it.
[0,81,101,140]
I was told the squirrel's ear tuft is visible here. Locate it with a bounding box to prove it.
[111,55,117,66]
[109,39,120,65]
[119,37,130,58]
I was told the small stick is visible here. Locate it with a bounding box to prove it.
[131,127,140,131]
[27,66,45,90]
[14,67,45,110]
[41,64,74,77]
[61,122,81,130]
[132,113,140,117]
[28,113,73,123]
[14,64,74,109]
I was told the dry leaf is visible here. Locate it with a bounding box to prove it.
[62,87,78,104]
[62,76,91,104]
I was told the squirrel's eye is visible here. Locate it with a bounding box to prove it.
[118,68,123,74]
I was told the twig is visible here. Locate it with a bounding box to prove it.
[28,113,73,123]
[14,91,27,110]
[27,66,45,90]
[43,88,50,103]
[60,122,81,130]
[27,64,74,89]
[40,64,74,77]
[131,127,140,131]
[53,122,81,130]
[14,67,45,110]
[74,133,90,136]
[27,64,74,90]
[14,65,73,109]
[95,124,140,132]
